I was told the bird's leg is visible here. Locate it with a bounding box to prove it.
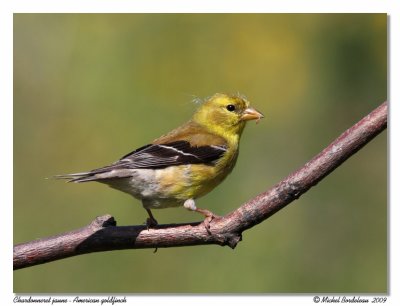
[183,199,219,231]
[145,208,158,228]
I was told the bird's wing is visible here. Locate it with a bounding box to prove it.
[57,141,227,182]
[117,140,227,170]
[112,121,229,171]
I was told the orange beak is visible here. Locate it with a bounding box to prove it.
[241,107,264,123]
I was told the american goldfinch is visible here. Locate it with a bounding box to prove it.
[57,93,263,228]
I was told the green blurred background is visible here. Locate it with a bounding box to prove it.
[13,14,387,293]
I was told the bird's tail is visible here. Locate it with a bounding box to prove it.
[53,172,98,183]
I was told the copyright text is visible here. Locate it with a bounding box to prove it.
[313,296,387,304]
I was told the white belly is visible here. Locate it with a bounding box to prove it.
[100,168,185,209]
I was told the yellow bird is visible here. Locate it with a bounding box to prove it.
[56,93,264,228]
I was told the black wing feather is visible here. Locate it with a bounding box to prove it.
[87,140,226,175]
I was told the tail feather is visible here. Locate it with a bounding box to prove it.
[53,172,97,183]
[54,163,136,183]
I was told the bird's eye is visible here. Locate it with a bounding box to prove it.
[226,104,236,112]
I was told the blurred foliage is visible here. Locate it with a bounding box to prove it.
[13,14,387,293]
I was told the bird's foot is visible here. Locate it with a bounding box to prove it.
[196,208,220,233]
[145,208,158,230]
[145,217,158,229]
[183,199,219,233]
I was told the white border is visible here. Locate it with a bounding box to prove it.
[3,1,399,306]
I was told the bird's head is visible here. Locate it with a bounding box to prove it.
[193,93,264,137]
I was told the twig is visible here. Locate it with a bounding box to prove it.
[13,101,387,270]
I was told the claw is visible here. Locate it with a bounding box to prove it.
[183,199,219,233]
[197,209,220,234]
[146,217,158,230]
[145,208,158,230]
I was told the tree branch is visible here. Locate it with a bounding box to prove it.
[13,101,387,270]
